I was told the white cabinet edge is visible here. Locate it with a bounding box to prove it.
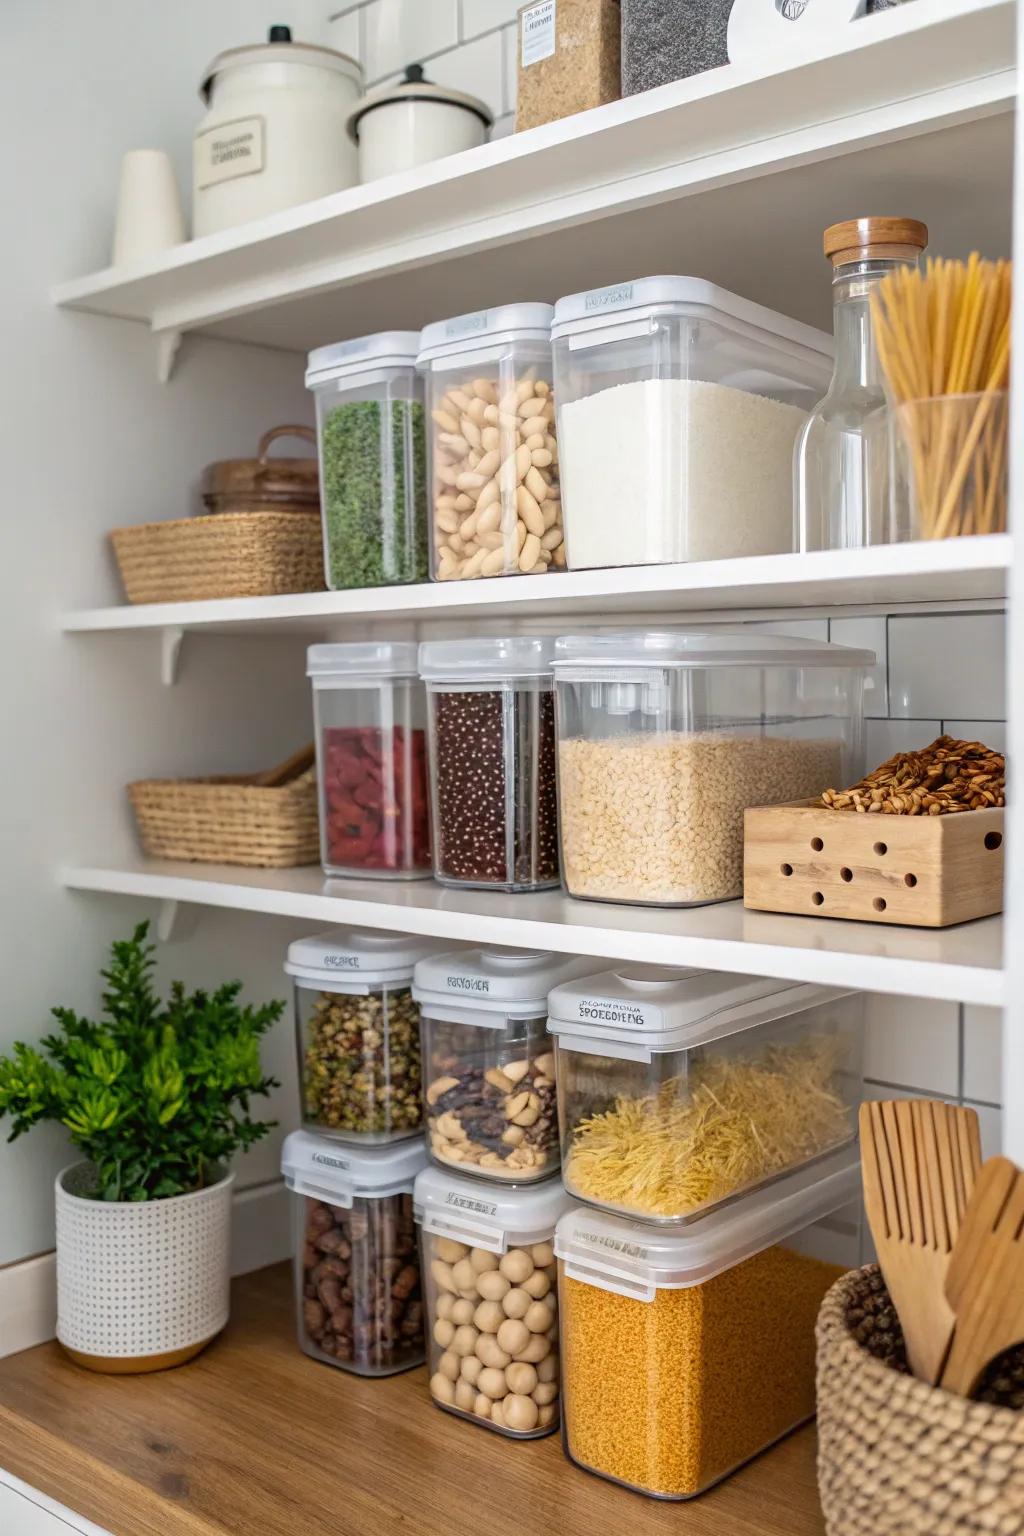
[0,1474,112,1536]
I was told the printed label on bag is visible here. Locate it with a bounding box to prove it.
[521,0,556,67]
[195,116,265,189]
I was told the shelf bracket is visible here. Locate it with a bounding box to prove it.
[157,899,199,944]
[156,328,183,384]
[161,625,184,686]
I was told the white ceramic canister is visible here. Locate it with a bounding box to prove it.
[194,25,362,237]
[348,64,492,184]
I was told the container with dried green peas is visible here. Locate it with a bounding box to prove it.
[287,929,445,1145]
[555,1150,860,1499]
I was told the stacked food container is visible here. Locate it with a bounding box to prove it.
[548,964,865,1498]
[412,948,592,1437]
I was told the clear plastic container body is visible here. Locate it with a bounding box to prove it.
[296,981,423,1143]
[558,1211,852,1498]
[424,678,559,891]
[421,1228,561,1436]
[311,665,431,880]
[418,308,563,581]
[795,257,919,553]
[422,1011,558,1182]
[293,1189,423,1376]
[555,993,864,1223]
[309,361,428,591]
[551,282,830,570]
[553,635,867,906]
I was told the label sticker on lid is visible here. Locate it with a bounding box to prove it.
[521,0,556,66]
[313,1151,351,1172]
[584,282,635,312]
[573,1226,650,1261]
[444,311,489,339]
[446,1192,498,1216]
[324,954,361,970]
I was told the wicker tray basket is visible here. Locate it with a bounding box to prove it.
[128,765,319,868]
[817,1265,1024,1536]
[110,510,325,605]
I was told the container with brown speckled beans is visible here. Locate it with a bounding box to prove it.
[516,0,621,132]
[419,636,559,893]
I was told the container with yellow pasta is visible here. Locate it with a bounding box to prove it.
[547,966,864,1224]
[555,1149,860,1499]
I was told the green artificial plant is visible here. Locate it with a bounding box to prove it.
[0,923,281,1201]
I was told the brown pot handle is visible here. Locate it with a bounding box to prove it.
[257,424,317,461]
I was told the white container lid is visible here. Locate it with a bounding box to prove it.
[418,635,554,682]
[415,1164,574,1252]
[550,275,832,362]
[552,628,874,675]
[547,965,852,1060]
[555,1147,859,1299]
[286,929,442,992]
[282,1129,426,1206]
[200,37,361,103]
[347,64,492,141]
[413,947,593,1025]
[307,640,419,680]
[417,303,554,367]
[305,331,422,389]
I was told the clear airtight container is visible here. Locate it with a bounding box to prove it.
[552,630,872,906]
[308,642,431,880]
[283,1130,427,1376]
[414,947,594,1182]
[416,305,563,581]
[306,333,428,591]
[550,278,832,569]
[547,965,863,1223]
[556,1149,861,1498]
[419,637,558,891]
[286,930,445,1143]
[415,1164,574,1436]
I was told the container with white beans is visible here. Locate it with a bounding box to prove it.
[415,1165,574,1436]
[416,305,563,582]
[551,629,872,907]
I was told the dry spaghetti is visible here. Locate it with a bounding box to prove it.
[871,254,1011,538]
[564,1037,852,1220]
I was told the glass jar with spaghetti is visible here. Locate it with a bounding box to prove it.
[547,964,864,1224]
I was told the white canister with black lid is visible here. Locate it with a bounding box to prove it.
[348,65,492,184]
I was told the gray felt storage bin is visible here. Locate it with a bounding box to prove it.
[621,0,732,95]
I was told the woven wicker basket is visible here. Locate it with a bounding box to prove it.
[110,509,325,604]
[817,1266,1024,1536]
[128,767,319,868]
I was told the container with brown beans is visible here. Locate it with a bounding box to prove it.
[287,930,447,1144]
[283,1131,428,1377]
[419,637,559,893]
[414,1164,574,1437]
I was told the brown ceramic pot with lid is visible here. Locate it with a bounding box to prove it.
[201,425,319,515]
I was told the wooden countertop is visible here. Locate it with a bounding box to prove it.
[0,1264,826,1536]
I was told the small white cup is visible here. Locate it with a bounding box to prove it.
[111,149,186,267]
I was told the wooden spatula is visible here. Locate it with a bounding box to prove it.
[254,743,316,787]
[860,1099,981,1384]
[941,1156,1024,1397]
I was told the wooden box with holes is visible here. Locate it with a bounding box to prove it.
[742,801,1004,927]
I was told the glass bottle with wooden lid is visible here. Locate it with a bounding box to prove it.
[795,217,928,551]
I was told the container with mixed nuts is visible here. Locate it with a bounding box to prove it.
[287,929,445,1144]
[412,947,595,1183]
[283,1131,428,1377]
[414,1163,574,1436]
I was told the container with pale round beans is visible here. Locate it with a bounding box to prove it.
[414,1165,574,1437]
[416,305,563,582]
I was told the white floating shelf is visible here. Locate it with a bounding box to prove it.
[62,860,1004,1006]
[61,537,1010,636]
[52,0,1013,351]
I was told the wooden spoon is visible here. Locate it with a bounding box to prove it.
[941,1156,1024,1397]
[859,1099,981,1384]
[254,743,316,788]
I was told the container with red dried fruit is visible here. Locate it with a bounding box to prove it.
[308,641,431,879]
[283,1129,428,1377]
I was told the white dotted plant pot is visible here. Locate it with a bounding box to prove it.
[55,1162,234,1374]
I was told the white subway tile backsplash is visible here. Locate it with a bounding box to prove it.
[501,20,517,113]
[364,0,459,80]
[865,719,941,765]
[829,616,887,719]
[968,1101,1003,1160]
[490,110,515,138]
[943,720,1007,753]
[425,29,505,115]
[888,613,1005,721]
[327,9,363,62]
[863,994,960,1097]
[962,1005,1002,1104]
[462,0,524,38]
